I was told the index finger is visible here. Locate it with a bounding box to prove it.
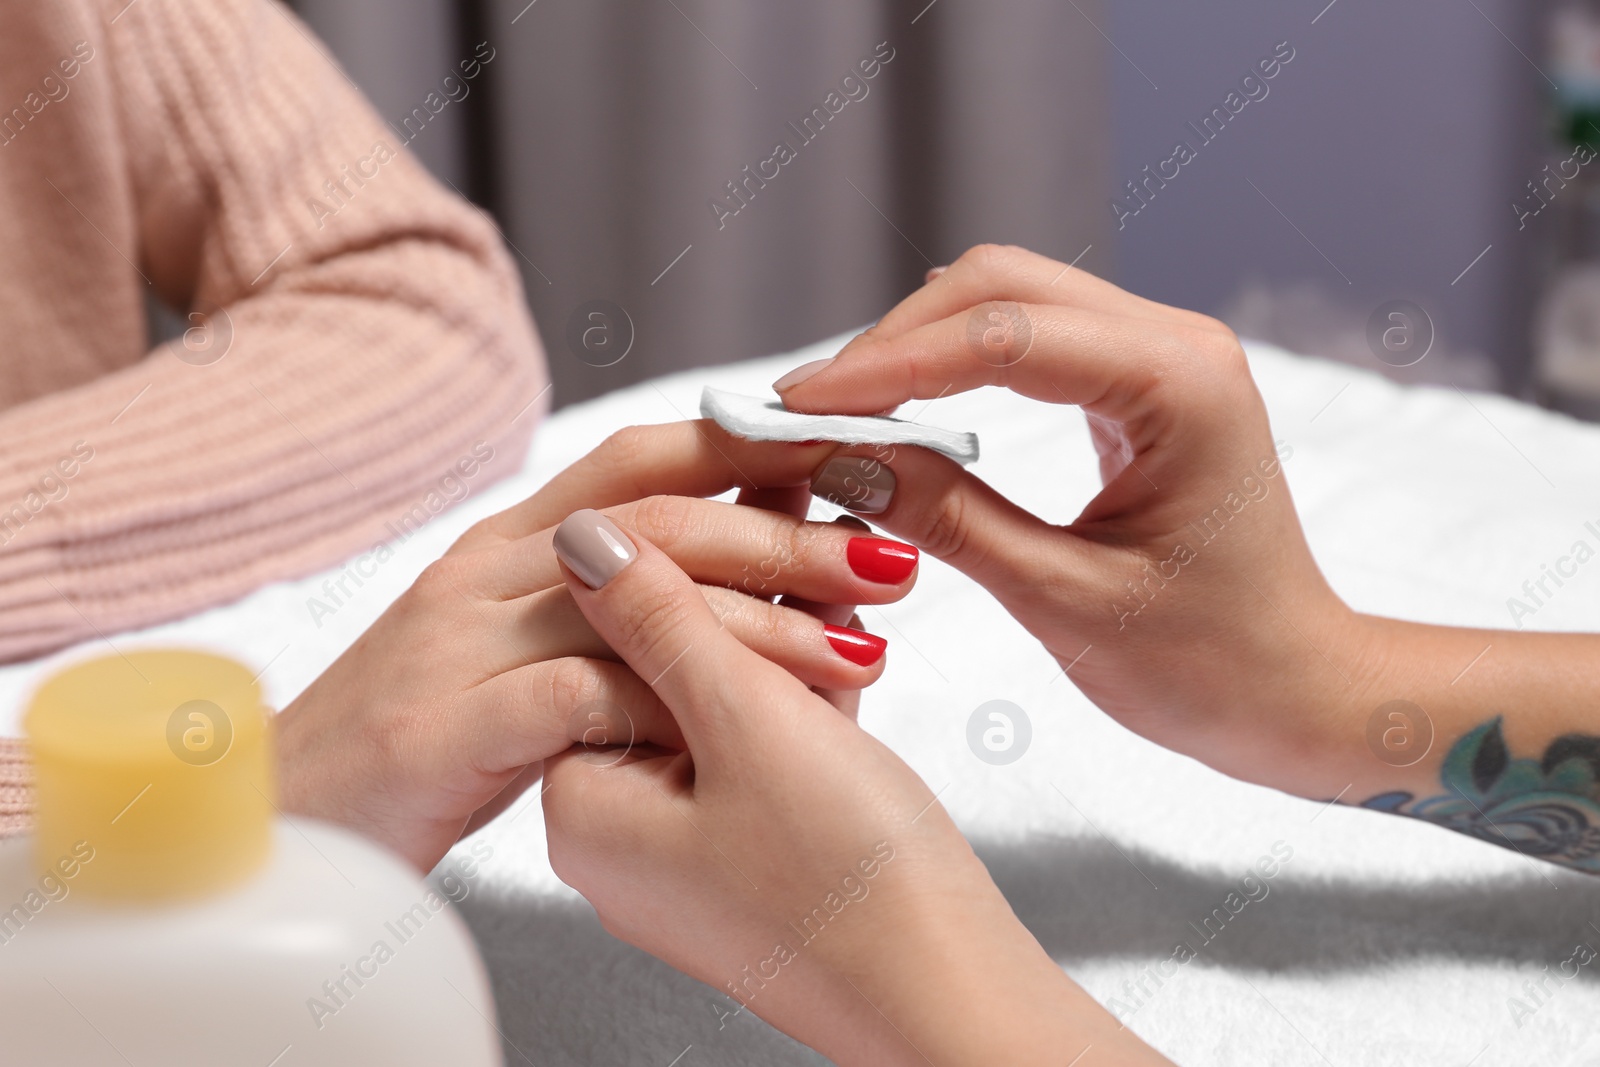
[774,245,1216,417]
[867,243,1176,343]
[451,420,837,553]
[777,303,1233,423]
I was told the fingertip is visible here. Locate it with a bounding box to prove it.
[816,617,888,688]
[846,536,919,586]
[775,329,883,409]
[823,623,887,668]
[553,509,638,590]
[775,334,912,417]
[772,357,834,397]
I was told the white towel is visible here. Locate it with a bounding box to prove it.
[699,386,981,465]
[6,334,1600,1065]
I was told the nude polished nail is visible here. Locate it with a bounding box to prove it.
[824,623,887,666]
[772,357,833,393]
[811,456,895,515]
[553,509,637,589]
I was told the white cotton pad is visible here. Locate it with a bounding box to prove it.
[700,387,980,465]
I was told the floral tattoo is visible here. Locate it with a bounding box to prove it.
[1362,717,1600,873]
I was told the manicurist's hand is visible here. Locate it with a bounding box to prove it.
[774,243,1347,796]
[775,245,1600,879]
[541,510,1171,1067]
[274,423,922,872]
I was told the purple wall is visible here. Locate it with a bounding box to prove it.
[1108,0,1546,389]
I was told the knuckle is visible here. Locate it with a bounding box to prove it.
[965,300,1034,374]
[1210,326,1250,369]
[958,242,1012,276]
[1190,312,1230,336]
[774,517,812,580]
[412,555,472,602]
[1180,319,1250,380]
[742,598,790,656]
[606,423,653,458]
[451,520,493,551]
[592,425,656,486]
[627,494,694,551]
[543,657,602,714]
[916,486,971,563]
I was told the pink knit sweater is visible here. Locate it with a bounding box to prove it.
[0,0,549,835]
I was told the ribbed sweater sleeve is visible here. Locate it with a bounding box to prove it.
[0,0,550,833]
[0,0,548,665]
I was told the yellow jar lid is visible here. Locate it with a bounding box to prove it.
[24,650,274,902]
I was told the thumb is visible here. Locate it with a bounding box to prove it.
[551,509,812,758]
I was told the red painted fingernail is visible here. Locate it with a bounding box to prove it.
[824,624,887,666]
[846,537,919,584]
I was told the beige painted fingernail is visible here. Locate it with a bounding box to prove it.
[553,509,638,589]
[773,357,833,393]
[811,457,895,515]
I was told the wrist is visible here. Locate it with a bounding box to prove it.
[270,698,313,817]
[818,859,1165,1065]
[1183,591,1377,800]
[270,696,367,840]
[1224,605,1447,804]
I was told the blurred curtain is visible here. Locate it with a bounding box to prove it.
[294,0,1112,407]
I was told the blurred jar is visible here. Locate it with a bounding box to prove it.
[1536,1,1600,416]
[0,650,503,1066]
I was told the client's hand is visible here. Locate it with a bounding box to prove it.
[775,244,1351,797]
[275,424,922,872]
[541,510,1169,1067]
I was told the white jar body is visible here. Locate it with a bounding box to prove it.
[0,819,502,1066]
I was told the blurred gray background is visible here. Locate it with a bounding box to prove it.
[288,0,1561,409]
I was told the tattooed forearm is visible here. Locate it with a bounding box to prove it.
[1360,717,1600,873]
